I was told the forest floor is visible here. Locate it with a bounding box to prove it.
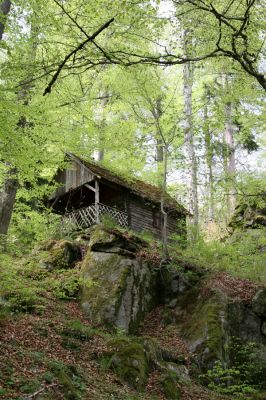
[0,295,228,400]
[1,225,265,399]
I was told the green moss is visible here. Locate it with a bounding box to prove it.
[185,295,225,364]
[160,373,181,399]
[48,360,84,400]
[19,378,41,394]
[89,225,116,248]
[61,338,82,351]
[60,320,94,341]
[81,251,131,325]
[108,337,149,391]
[41,240,81,270]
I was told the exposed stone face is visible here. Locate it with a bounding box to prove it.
[80,226,158,333]
[168,285,266,373]
[252,289,266,318]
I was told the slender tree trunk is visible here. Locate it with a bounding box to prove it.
[224,101,236,215]
[183,32,199,237]
[93,87,109,162]
[152,97,169,259]
[154,97,164,183]
[161,145,169,261]
[203,96,215,221]
[156,137,164,165]
[0,169,18,234]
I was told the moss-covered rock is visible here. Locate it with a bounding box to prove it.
[182,293,227,371]
[252,289,266,318]
[40,240,82,271]
[160,372,182,399]
[81,228,158,333]
[108,337,149,390]
[88,225,147,256]
[229,195,266,230]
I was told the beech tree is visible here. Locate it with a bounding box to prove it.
[0,0,264,239]
[38,0,265,94]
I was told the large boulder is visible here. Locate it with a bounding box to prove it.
[229,195,266,230]
[80,226,158,333]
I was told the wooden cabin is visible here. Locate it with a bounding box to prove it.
[47,153,189,240]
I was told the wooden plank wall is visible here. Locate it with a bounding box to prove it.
[128,196,185,240]
[65,162,94,191]
[128,196,157,237]
[50,161,94,199]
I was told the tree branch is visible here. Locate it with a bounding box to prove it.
[43,17,114,95]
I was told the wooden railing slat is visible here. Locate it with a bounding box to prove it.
[62,203,128,231]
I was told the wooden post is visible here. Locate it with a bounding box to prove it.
[95,179,100,223]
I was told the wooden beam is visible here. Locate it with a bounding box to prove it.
[84,183,96,192]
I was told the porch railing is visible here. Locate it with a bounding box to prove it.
[62,203,129,231]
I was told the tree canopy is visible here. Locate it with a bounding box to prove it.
[0,0,265,239]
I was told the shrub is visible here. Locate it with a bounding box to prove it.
[201,340,266,398]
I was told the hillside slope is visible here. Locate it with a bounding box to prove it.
[0,225,265,399]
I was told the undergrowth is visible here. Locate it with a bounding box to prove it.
[200,339,266,399]
[175,227,266,283]
[0,252,93,313]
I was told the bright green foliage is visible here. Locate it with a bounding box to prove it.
[182,227,266,283]
[201,340,266,398]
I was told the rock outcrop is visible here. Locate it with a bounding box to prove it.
[80,226,159,333]
[78,225,266,382]
[229,194,266,230]
[160,269,266,381]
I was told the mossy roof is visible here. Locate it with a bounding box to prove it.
[67,153,189,215]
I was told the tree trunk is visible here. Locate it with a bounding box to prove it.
[0,0,11,40]
[0,0,16,235]
[0,13,38,235]
[0,169,18,235]
[161,145,169,261]
[183,32,199,237]
[152,97,169,258]
[154,97,164,185]
[93,87,109,161]
[203,95,215,221]
[224,101,236,215]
